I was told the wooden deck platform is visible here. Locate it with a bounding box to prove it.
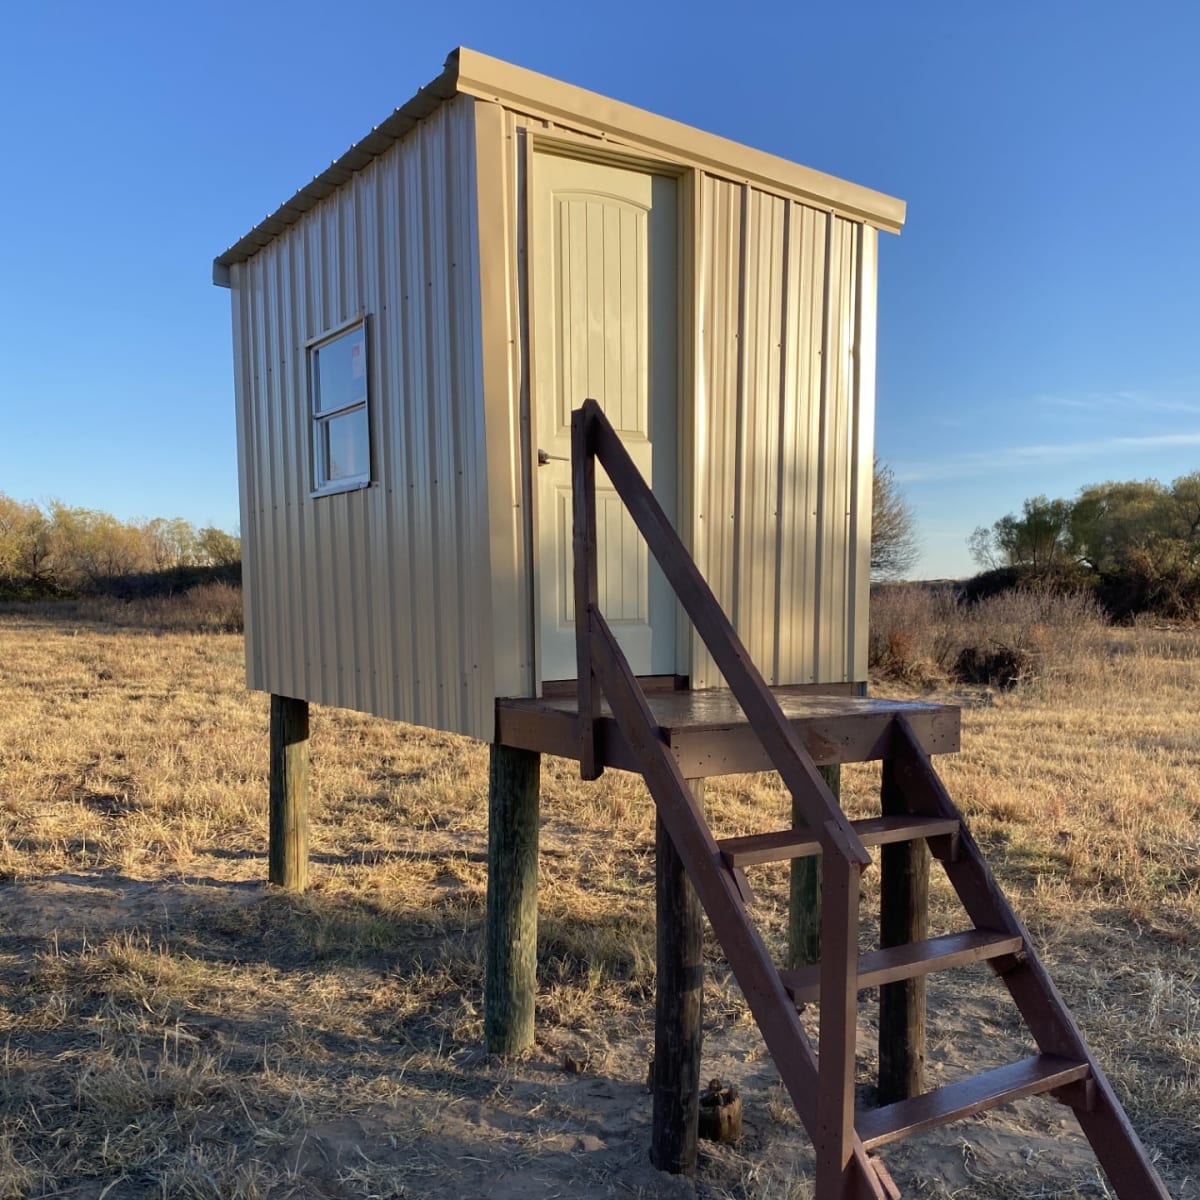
[496,688,960,777]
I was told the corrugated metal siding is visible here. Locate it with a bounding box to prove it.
[489,110,878,691]
[229,95,494,739]
[693,177,876,688]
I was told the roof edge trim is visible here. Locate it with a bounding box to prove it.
[453,48,906,234]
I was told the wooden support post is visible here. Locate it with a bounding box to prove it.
[878,756,929,1104]
[650,780,705,1176]
[485,743,541,1056]
[268,694,309,891]
[788,763,840,968]
[814,824,862,1196]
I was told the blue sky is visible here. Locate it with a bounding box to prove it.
[1,1,1196,578]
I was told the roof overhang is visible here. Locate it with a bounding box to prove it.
[213,47,906,287]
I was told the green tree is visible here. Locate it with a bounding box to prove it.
[140,517,199,569]
[0,494,53,585]
[1165,472,1200,550]
[871,459,919,579]
[197,526,241,567]
[48,503,150,588]
[969,496,1076,572]
[1069,479,1169,573]
[967,474,1200,617]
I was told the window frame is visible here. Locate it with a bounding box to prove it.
[307,315,372,497]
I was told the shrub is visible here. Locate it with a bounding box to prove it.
[870,583,1107,690]
[162,582,244,633]
[953,643,1033,688]
[1097,543,1200,621]
[868,584,960,684]
[961,586,1107,686]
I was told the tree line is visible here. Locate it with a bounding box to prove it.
[968,473,1200,617]
[0,494,240,598]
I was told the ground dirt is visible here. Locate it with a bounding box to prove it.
[0,609,1195,1198]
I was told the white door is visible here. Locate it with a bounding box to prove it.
[532,153,678,683]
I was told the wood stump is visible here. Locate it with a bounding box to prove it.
[698,1079,742,1143]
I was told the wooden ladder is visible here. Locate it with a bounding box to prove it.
[570,399,1172,1199]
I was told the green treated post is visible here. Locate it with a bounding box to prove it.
[485,743,541,1056]
[269,694,309,892]
[788,763,840,968]
[878,757,928,1104]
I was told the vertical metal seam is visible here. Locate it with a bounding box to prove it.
[276,230,297,701]
[514,121,536,694]
[813,209,834,678]
[690,174,709,688]
[847,221,862,683]
[771,200,792,684]
[730,183,749,634]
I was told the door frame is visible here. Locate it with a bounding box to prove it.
[522,129,698,696]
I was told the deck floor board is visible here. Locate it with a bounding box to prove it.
[496,688,960,775]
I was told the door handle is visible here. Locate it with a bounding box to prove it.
[537,448,570,466]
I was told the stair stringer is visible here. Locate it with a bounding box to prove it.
[888,716,1171,1200]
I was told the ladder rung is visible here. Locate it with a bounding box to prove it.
[857,1054,1091,1150]
[719,815,960,868]
[779,930,1024,1005]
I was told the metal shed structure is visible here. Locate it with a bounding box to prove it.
[213,46,905,741]
[213,49,1170,1200]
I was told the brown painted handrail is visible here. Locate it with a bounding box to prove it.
[570,397,869,867]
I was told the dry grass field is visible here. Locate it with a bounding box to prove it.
[0,600,1196,1198]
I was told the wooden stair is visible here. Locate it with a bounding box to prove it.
[569,398,1172,1199]
[857,1054,1092,1150]
[778,929,1024,1005]
[718,815,961,868]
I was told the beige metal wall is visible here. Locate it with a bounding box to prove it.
[229,95,497,739]
[488,107,877,691]
[227,93,881,736]
[692,180,877,687]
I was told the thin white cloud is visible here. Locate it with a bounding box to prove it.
[1037,391,1200,416]
[897,430,1200,483]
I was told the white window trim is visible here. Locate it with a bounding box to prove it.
[308,317,371,497]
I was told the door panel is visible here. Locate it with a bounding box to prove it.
[532,154,678,682]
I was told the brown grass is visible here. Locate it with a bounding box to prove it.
[0,580,244,635]
[0,604,1195,1198]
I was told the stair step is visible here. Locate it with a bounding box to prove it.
[719,815,960,868]
[779,930,1024,1005]
[857,1054,1091,1149]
